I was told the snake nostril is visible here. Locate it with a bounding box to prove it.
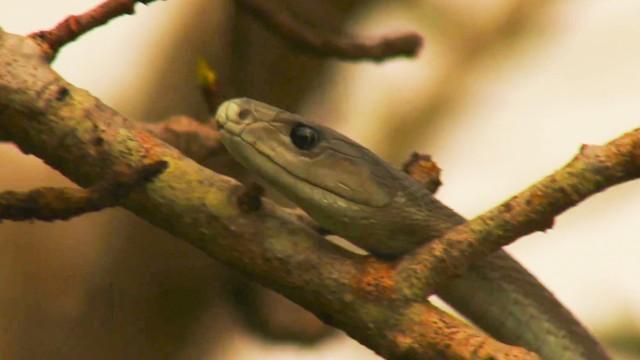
[238,108,251,120]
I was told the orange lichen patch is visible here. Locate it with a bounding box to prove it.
[520,187,548,209]
[132,129,166,161]
[356,257,397,298]
[393,332,416,352]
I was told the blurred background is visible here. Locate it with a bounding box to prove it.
[1,0,640,358]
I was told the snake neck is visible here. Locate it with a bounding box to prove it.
[308,174,466,258]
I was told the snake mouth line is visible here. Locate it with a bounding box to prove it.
[219,124,383,209]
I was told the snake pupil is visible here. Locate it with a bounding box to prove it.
[290,124,319,150]
[238,109,251,120]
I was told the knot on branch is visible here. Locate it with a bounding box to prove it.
[402,152,442,193]
[236,182,265,213]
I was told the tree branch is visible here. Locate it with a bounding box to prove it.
[28,0,161,61]
[134,115,225,162]
[0,161,166,221]
[395,133,640,298]
[233,0,422,61]
[0,30,535,359]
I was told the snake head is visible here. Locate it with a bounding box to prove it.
[215,98,413,253]
[215,98,458,257]
[215,98,399,208]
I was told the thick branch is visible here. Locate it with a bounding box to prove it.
[396,134,640,298]
[0,31,534,360]
[233,0,422,61]
[28,0,160,61]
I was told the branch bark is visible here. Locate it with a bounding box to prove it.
[28,0,160,61]
[395,134,640,298]
[0,30,535,359]
[0,161,166,221]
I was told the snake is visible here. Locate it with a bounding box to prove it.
[215,97,609,359]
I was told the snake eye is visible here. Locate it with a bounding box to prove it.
[238,108,251,120]
[290,124,319,150]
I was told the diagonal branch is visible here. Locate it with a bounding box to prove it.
[0,30,535,359]
[395,131,640,299]
[28,0,161,61]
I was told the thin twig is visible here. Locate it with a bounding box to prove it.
[28,0,160,61]
[0,161,167,221]
[234,0,422,61]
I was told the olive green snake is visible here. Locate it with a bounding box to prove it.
[215,98,609,359]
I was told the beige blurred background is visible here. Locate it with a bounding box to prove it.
[1,0,640,359]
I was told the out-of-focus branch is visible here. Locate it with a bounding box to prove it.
[134,116,225,163]
[233,0,422,61]
[133,62,225,163]
[396,130,640,298]
[0,161,166,221]
[0,30,536,360]
[28,0,161,61]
